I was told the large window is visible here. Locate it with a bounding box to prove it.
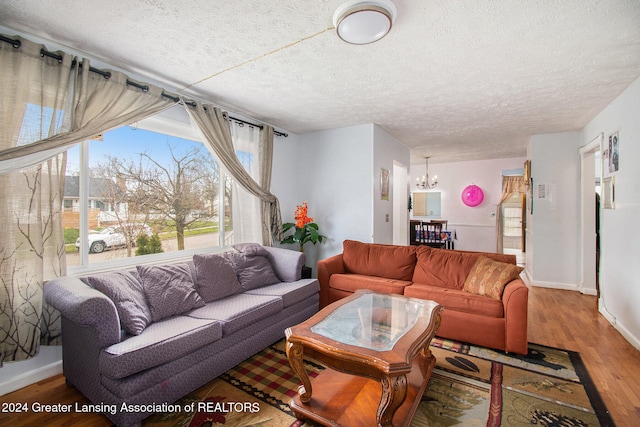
[64,106,255,273]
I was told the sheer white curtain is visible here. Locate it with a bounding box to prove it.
[0,34,175,363]
[183,101,283,245]
[229,122,262,244]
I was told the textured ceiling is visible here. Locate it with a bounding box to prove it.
[1,0,639,164]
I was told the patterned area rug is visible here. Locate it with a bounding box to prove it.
[144,338,614,427]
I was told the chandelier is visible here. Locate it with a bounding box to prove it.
[416,157,438,190]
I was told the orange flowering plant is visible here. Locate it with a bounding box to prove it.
[280,202,326,252]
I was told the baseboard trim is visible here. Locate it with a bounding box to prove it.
[0,347,62,396]
[613,320,640,352]
[598,300,640,352]
[530,280,580,291]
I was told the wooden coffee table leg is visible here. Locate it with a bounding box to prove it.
[286,340,312,403]
[377,373,407,427]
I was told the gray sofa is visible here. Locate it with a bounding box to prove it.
[44,243,319,427]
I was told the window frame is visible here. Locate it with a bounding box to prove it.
[67,108,232,276]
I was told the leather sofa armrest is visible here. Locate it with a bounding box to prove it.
[317,254,346,308]
[502,278,529,354]
[44,277,122,348]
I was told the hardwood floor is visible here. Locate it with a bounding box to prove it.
[527,286,640,426]
[1,286,639,426]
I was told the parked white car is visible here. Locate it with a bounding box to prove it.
[76,224,152,253]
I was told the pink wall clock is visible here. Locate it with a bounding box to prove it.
[461,184,484,207]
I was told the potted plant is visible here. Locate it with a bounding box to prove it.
[281,202,326,251]
[281,202,326,278]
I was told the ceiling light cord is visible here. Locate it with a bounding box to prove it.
[181,26,335,91]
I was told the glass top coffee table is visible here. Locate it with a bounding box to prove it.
[285,289,443,427]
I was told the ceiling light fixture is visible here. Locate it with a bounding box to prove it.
[333,0,397,45]
[416,157,438,190]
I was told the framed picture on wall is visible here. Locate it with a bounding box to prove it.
[608,132,619,173]
[380,168,390,201]
[527,178,534,214]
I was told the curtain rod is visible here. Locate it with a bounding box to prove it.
[1,34,288,137]
[228,115,289,138]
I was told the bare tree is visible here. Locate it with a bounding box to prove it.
[201,155,221,218]
[127,144,214,250]
[92,156,153,256]
[91,143,219,252]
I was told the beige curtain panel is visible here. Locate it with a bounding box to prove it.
[1,38,176,173]
[183,101,283,245]
[0,34,176,362]
[260,125,278,245]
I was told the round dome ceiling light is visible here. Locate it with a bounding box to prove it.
[333,0,397,45]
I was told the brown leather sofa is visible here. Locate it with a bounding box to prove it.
[317,240,529,354]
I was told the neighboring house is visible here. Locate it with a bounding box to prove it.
[63,176,128,227]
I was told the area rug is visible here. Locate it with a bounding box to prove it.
[144,338,614,427]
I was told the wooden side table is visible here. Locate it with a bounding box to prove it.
[285,290,443,427]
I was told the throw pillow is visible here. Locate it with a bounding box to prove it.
[225,244,280,291]
[232,242,271,257]
[463,256,524,300]
[193,253,242,302]
[82,271,151,336]
[137,263,205,322]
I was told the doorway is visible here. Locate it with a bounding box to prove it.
[579,134,602,296]
[497,174,527,266]
[392,161,408,245]
[501,192,526,266]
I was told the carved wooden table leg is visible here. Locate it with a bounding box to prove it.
[286,340,312,403]
[377,374,407,427]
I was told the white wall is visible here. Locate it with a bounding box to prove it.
[272,124,410,266]
[288,125,375,267]
[410,157,526,252]
[373,126,411,245]
[271,132,302,230]
[581,76,640,349]
[527,132,581,289]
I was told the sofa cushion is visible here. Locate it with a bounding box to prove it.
[342,240,416,280]
[455,249,517,265]
[330,273,411,295]
[245,278,319,308]
[225,244,280,291]
[81,271,151,336]
[193,253,242,302]
[187,293,283,335]
[463,256,524,300]
[412,246,500,290]
[412,248,518,292]
[100,315,222,379]
[404,283,504,318]
[137,263,205,322]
